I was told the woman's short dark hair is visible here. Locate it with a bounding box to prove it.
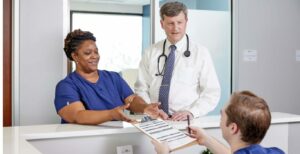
[64,29,96,61]
[160,1,187,20]
[225,91,271,144]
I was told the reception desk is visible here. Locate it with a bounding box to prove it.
[4,112,300,154]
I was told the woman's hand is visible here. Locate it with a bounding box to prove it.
[110,103,135,122]
[144,103,169,120]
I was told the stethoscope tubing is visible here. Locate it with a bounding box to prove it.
[156,34,190,76]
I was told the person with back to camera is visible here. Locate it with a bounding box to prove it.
[152,90,285,154]
[54,29,163,124]
[134,1,221,121]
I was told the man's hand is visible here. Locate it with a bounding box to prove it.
[151,140,170,154]
[110,104,135,122]
[189,126,208,145]
[170,111,193,121]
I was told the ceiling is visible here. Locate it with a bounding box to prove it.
[70,0,150,6]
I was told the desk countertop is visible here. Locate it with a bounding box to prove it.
[4,112,300,154]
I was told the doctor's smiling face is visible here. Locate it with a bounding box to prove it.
[160,11,187,45]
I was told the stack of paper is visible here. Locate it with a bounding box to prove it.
[133,119,196,151]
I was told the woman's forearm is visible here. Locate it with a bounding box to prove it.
[74,110,113,125]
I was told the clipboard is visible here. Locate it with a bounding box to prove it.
[132,117,197,152]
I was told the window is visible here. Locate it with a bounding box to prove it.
[72,12,143,72]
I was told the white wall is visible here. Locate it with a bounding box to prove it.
[289,123,300,153]
[233,0,300,114]
[16,0,67,125]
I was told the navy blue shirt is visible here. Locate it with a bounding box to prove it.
[54,70,133,123]
[234,144,285,154]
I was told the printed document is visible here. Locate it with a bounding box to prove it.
[133,119,196,151]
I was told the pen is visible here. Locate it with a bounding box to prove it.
[187,115,191,134]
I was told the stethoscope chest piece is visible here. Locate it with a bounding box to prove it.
[184,50,190,57]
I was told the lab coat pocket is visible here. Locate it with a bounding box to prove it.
[176,68,198,85]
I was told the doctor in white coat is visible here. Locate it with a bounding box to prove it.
[134,1,220,121]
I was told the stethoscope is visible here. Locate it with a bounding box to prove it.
[155,34,191,76]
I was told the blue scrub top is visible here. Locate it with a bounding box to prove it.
[54,70,133,123]
[234,144,285,154]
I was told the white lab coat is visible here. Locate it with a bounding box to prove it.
[134,35,221,118]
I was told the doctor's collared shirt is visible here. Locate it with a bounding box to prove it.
[134,36,221,118]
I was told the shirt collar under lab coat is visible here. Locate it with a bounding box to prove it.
[165,35,187,55]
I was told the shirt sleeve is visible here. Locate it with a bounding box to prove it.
[182,47,221,118]
[54,80,81,113]
[114,72,134,101]
[268,147,285,154]
[134,47,152,103]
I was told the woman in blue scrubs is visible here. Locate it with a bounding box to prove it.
[54,29,166,124]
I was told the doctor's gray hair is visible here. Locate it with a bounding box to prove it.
[160,1,188,20]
